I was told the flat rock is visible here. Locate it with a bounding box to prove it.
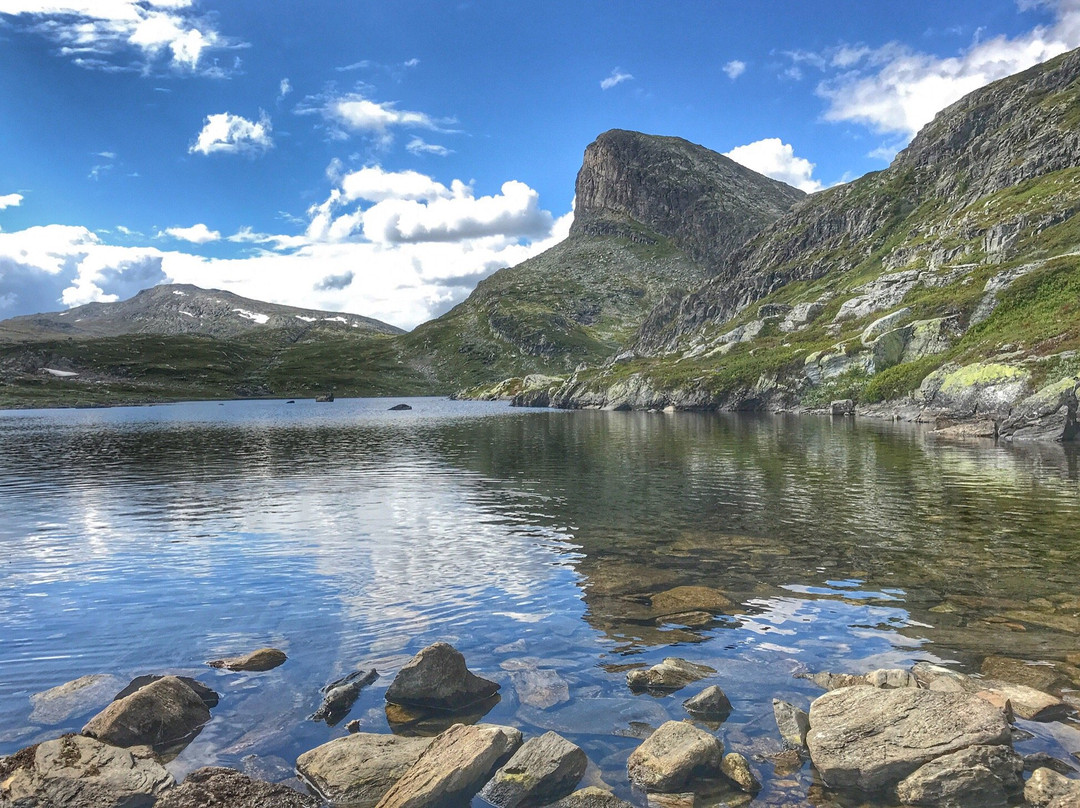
[155,767,315,808]
[0,734,174,808]
[626,720,723,793]
[896,744,1023,807]
[978,680,1067,720]
[375,723,522,808]
[720,753,760,794]
[296,732,433,807]
[29,674,123,725]
[771,699,809,748]
[1027,767,1080,807]
[552,786,635,808]
[385,642,500,711]
[627,659,715,693]
[509,667,570,709]
[649,587,733,618]
[981,655,1069,692]
[806,687,1012,792]
[82,675,212,753]
[682,686,732,719]
[481,731,588,808]
[207,648,287,672]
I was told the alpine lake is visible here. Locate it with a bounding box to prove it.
[2,397,1079,807]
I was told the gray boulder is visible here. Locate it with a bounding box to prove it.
[895,744,1023,807]
[772,699,809,747]
[385,642,499,711]
[296,732,433,807]
[0,734,174,808]
[552,787,634,808]
[829,399,854,416]
[207,648,287,672]
[155,767,315,808]
[375,723,521,808]
[1026,767,1080,807]
[626,720,723,793]
[806,687,1012,792]
[82,675,212,753]
[682,685,732,719]
[481,731,588,808]
[627,659,715,693]
[863,668,920,689]
[999,376,1080,443]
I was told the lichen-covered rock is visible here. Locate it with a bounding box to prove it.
[720,753,760,794]
[626,720,723,793]
[385,642,499,711]
[999,376,1080,443]
[480,731,588,808]
[207,648,287,672]
[296,732,433,807]
[806,687,1012,792]
[895,744,1023,807]
[860,307,912,345]
[82,675,213,753]
[682,685,732,719]
[918,362,1032,418]
[627,659,715,693]
[771,699,809,747]
[155,767,315,808]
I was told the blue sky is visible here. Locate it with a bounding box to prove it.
[0,0,1077,329]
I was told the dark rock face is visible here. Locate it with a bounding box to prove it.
[571,130,805,269]
[385,642,500,711]
[311,669,378,725]
[155,767,316,808]
[82,675,214,753]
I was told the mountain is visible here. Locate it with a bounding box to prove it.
[0,283,403,342]
[538,48,1080,441]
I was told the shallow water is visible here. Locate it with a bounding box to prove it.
[1,397,1079,806]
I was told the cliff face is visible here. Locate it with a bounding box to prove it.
[570,130,805,268]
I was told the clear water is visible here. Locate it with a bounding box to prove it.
[2,397,1079,806]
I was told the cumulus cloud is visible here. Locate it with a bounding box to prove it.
[725,138,823,193]
[723,60,747,79]
[0,0,231,73]
[189,111,273,156]
[600,67,634,90]
[300,92,449,147]
[0,193,23,209]
[815,0,1080,138]
[406,137,452,157]
[163,223,220,243]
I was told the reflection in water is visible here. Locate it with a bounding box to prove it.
[1,398,1079,806]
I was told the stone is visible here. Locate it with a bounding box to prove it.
[626,659,715,693]
[0,734,174,808]
[799,672,867,691]
[981,655,1071,692]
[682,686,732,719]
[207,647,287,672]
[481,731,588,808]
[389,404,412,411]
[910,661,972,692]
[779,302,823,332]
[720,753,760,794]
[626,720,723,793]
[975,690,1015,722]
[385,642,500,711]
[860,307,912,345]
[999,376,1080,443]
[155,767,315,808]
[296,732,433,807]
[1027,767,1080,807]
[805,687,1012,792]
[552,786,635,808]
[863,668,919,689]
[385,696,500,736]
[29,674,123,725]
[895,744,1023,807]
[918,361,1032,419]
[758,303,791,320]
[375,723,522,808]
[509,667,570,710]
[312,668,378,725]
[829,399,855,416]
[82,675,212,753]
[649,586,733,617]
[112,675,219,709]
[977,681,1066,721]
[1026,753,1078,775]
[771,699,809,747]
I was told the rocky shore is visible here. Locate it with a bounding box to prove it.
[4,639,1080,808]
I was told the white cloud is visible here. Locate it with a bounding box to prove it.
[600,67,633,90]
[163,223,220,243]
[278,77,292,99]
[406,137,452,157]
[189,111,273,156]
[0,0,231,73]
[302,92,448,146]
[723,60,746,80]
[816,0,1080,137]
[0,193,23,209]
[725,138,823,193]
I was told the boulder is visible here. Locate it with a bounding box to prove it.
[863,668,920,689]
[918,361,1032,419]
[799,672,868,691]
[312,669,379,725]
[375,723,521,808]
[207,648,287,672]
[977,681,1066,721]
[806,687,1012,792]
[552,787,635,808]
[82,675,212,753]
[296,732,433,807]
[720,752,760,794]
[771,699,809,747]
[779,302,823,332]
[1027,767,1080,807]
[649,586,733,617]
[829,398,855,416]
[626,720,723,793]
[29,674,123,725]
[895,745,1023,807]
[999,376,1080,443]
[155,767,315,808]
[385,642,500,711]
[0,734,174,808]
[860,307,912,345]
[682,686,732,720]
[389,404,413,411]
[481,731,588,808]
[627,659,715,693]
[112,674,219,708]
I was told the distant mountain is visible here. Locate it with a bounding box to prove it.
[0,283,403,342]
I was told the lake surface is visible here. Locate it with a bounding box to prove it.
[2,397,1079,806]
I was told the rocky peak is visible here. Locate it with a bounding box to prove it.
[570,129,805,268]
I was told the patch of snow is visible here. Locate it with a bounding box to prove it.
[179,310,195,318]
[232,308,269,325]
[58,311,69,316]
[42,368,78,378]
[323,316,348,324]
[173,290,187,296]
[295,315,316,322]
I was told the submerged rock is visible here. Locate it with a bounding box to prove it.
[311,668,378,726]
[82,675,213,753]
[207,648,287,672]
[627,659,715,693]
[296,732,433,807]
[508,666,570,710]
[385,642,500,711]
[155,767,315,808]
[626,720,723,793]
[29,674,123,725]
[682,686,732,720]
[649,587,733,618]
[895,744,1024,807]
[720,752,760,794]
[481,731,588,808]
[771,699,809,748]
